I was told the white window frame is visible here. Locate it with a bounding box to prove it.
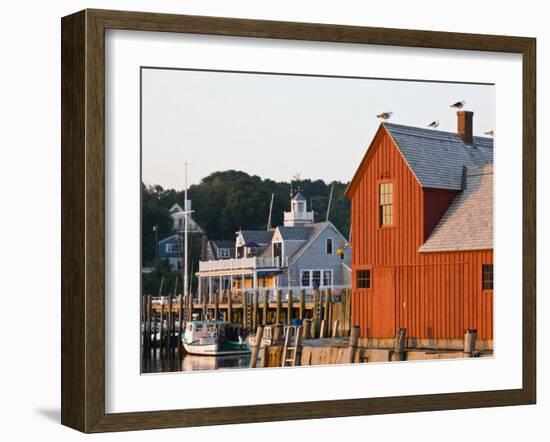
[300,269,333,288]
[166,243,182,253]
[322,269,333,287]
[300,270,311,287]
[219,248,230,258]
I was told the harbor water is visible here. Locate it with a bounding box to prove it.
[141,347,254,373]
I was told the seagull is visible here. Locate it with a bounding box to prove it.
[484,130,494,136]
[450,100,466,109]
[376,111,393,120]
[427,120,439,128]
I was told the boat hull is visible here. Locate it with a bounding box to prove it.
[183,341,250,356]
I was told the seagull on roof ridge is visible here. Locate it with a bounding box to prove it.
[450,100,466,109]
[376,111,393,120]
[427,120,439,128]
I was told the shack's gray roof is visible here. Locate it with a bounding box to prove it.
[276,226,314,241]
[238,230,274,245]
[384,123,493,190]
[419,164,493,252]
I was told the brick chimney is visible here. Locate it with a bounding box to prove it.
[457,111,473,144]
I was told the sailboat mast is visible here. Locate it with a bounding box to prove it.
[183,162,189,300]
[326,183,334,222]
[267,192,274,230]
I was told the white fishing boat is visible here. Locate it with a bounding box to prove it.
[182,315,250,356]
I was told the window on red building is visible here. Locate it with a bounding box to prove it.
[482,264,493,290]
[379,182,394,226]
[356,269,371,289]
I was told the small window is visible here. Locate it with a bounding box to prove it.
[273,242,282,259]
[322,270,332,286]
[356,269,371,289]
[379,182,394,226]
[166,243,182,253]
[297,201,305,212]
[326,238,333,255]
[482,264,493,290]
[301,270,310,287]
[312,271,321,287]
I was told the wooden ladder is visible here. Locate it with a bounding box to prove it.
[281,326,303,367]
[245,292,253,333]
[313,290,322,321]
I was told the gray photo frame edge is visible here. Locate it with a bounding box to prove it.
[61,8,536,433]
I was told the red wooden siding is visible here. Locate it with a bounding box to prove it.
[348,126,493,341]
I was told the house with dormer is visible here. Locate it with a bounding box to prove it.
[196,192,351,300]
[169,201,204,233]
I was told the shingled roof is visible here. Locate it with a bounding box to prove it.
[419,164,493,253]
[384,123,493,190]
[276,226,314,241]
[289,222,333,262]
[239,230,274,245]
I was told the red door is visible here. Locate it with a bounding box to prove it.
[372,267,396,338]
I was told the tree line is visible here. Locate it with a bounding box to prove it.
[141,170,350,295]
[142,169,351,264]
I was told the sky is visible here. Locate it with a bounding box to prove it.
[142,68,494,190]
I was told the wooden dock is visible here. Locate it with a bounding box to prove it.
[141,289,492,369]
[141,288,353,354]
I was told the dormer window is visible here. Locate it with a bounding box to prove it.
[273,242,282,260]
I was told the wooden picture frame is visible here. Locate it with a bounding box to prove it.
[61,9,536,433]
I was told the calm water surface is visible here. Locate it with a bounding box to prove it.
[142,347,254,373]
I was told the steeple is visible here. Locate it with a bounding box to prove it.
[284,192,314,226]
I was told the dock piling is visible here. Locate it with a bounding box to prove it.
[348,325,360,363]
[299,289,305,319]
[332,319,340,337]
[275,289,282,325]
[303,319,311,340]
[262,290,269,325]
[464,328,478,357]
[394,327,407,361]
[249,325,265,368]
[320,319,327,338]
[227,288,233,322]
[287,290,293,324]
[253,291,259,332]
[167,296,173,351]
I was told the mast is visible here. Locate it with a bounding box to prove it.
[267,192,274,230]
[326,183,334,222]
[183,162,189,302]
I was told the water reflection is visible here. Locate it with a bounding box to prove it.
[142,348,253,374]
